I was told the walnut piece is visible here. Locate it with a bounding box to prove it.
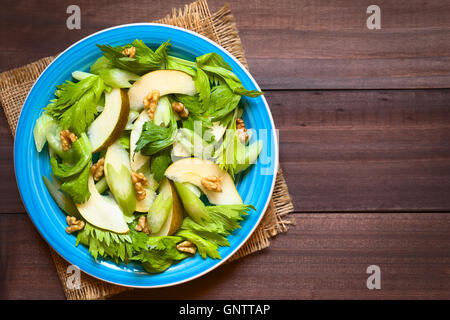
[135,215,150,234]
[201,175,223,192]
[171,101,189,119]
[131,172,149,200]
[236,118,248,143]
[66,216,85,234]
[90,157,105,181]
[176,240,197,255]
[122,46,136,58]
[60,130,78,151]
[143,90,160,119]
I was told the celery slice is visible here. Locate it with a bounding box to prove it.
[33,112,57,152]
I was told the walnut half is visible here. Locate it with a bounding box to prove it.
[176,241,197,255]
[236,118,248,143]
[135,215,151,234]
[171,101,189,119]
[90,158,105,181]
[201,176,223,192]
[60,130,78,151]
[66,216,85,234]
[143,90,160,119]
[131,172,148,200]
[122,46,136,58]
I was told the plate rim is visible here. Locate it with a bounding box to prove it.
[13,22,279,288]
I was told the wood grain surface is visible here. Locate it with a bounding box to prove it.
[1,0,449,299]
[1,0,450,89]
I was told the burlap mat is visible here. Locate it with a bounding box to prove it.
[0,0,294,299]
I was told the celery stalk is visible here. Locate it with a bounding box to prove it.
[33,112,57,152]
[95,176,108,194]
[98,68,140,88]
[235,140,263,173]
[154,96,171,127]
[72,71,94,81]
[43,176,81,219]
[46,130,77,163]
[174,182,209,225]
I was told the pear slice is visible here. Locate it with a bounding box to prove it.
[104,141,136,218]
[128,70,196,110]
[129,110,150,172]
[165,158,243,205]
[75,173,129,234]
[87,88,130,153]
[150,178,184,236]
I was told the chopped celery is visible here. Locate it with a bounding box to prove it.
[95,176,108,194]
[235,140,263,173]
[184,183,202,198]
[209,121,226,142]
[43,175,81,219]
[125,110,140,130]
[153,96,171,127]
[98,68,140,88]
[174,182,209,225]
[105,163,136,217]
[33,112,57,152]
[104,142,136,217]
[72,71,95,81]
[147,193,172,234]
[50,133,92,178]
[171,141,190,159]
[175,128,213,159]
[46,129,77,163]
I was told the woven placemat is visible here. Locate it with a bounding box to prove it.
[0,0,294,300]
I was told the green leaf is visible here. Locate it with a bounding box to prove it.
[181,115,213,140]
[174,94,205,116]
[135,110,177,156]
[166,55,196,77]
[76,222,137,263]
[150,151,172,183]
[201,65,263,97]
[90,56,114,74]
[195,52,263,97]
[175,204,254,259]
[133,39,170,68]
[133,235,188,273]
[96,44,153,75]
[60,162,91,204]
[180,217,230,246]
[118,133,130,151]
[196,52,232,70]
[207,85,241,121]
[45,75,106,135]
[96,40,171,75]
[176,229,221,259]
[194,68,210,108]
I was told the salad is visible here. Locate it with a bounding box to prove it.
[33,39,264,273]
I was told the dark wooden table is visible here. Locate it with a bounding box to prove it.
[1,0,449,300]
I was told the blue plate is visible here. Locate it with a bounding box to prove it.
[14,24,278,288]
